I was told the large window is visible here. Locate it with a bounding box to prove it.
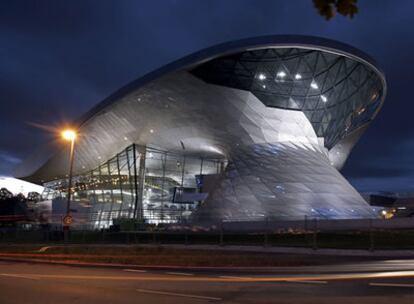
[43,144,225,228]
[191,48,383,148]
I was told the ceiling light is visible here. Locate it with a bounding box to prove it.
[310,81,318,89]
[321,95,327,102]
[276,71,286,78]
[358,108,366,115]
[258,73,266,80]
[262,85,266,89]
[295,73,302,80]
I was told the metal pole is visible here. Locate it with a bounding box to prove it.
[64,138,75,242]
[160,152,167,223]
[116,153,125,219]
[312,218,318,250]
[369,219,375,251]
[219,221,224,246]
[264,216,269,247]
[132,144,139,219]
[66,138,75,215]
[180,156,186,223]
[136,146,146,222]
[304,215,308,231]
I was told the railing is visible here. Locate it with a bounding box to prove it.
[2,209,414,231]
[1,215,414,250]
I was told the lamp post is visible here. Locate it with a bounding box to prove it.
[61,129,77,236]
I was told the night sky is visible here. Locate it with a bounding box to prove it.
[1,0,413,192]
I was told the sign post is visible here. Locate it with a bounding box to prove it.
[63,215,73,242]
[63,215,74,226]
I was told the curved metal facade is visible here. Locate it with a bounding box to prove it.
[16,36,386,225]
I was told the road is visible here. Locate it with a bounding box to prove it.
[1,260,414,303]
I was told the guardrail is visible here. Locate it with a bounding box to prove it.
[1,217,414,251]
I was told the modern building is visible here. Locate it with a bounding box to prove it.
[362,192,414,218]
[0,176,44,197]
[16,35,386,228]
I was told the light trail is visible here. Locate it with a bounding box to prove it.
[136,289,222,301]
[369,282,414,288]
[1,270,414,283]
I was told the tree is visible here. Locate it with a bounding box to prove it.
[27,191,41,203]
[313,0,358,20]
[0,188,13,201]
[0,188,32,224]
[15,193,26,203]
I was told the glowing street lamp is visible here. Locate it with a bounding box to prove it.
[62,129,77,141]
[61,129,77,227]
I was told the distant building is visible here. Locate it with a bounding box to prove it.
[0,176,44,196]
[0,177,43,225]
[363,192,414,218]
[16,35,386,228]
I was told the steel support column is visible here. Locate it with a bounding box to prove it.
[133,144,146,221]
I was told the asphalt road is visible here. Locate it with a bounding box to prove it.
[1,260,414,303]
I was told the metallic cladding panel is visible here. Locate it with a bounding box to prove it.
[194,142,375,221]
[38,71,374,221]
[21,71,320,182]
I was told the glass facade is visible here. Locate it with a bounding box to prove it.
[43,144,225,229]
[191,48,384,148]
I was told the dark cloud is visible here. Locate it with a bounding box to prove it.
[1,0,413,192]
[0,150,22,174]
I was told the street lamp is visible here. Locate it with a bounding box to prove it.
[61,129,77,227]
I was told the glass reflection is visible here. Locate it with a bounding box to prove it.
[43,144,224,229]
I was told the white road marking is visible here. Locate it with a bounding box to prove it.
[136,288,222,301]
[2,270,414,283]
[166,272,193,276]
[38,246,51,252]
[0,273,39,280]
[123,269,147,273]
[289,280,328,284]
[369,282,414,288]
[219,275,247,279]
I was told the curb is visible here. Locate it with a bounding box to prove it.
[0,256,303,273]
[2,243,414,257]
[2,255,414,275]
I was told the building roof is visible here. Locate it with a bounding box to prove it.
[79,35,386,129]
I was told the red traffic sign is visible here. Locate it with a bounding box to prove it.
[62,215,74,226]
